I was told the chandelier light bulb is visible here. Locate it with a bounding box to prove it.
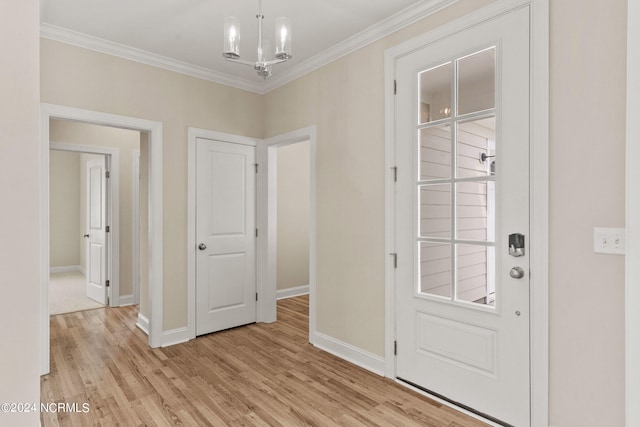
[274,17,292,60]
[223,17,240,59]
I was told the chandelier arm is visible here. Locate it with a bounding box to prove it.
[262,58,288,67]
[224,58,256,67]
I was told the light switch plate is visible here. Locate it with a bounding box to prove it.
[594,227,626,255]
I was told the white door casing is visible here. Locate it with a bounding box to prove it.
[394,6,530,426]
[42,105,163,376]
[262,126,318,339]
[195,138,257,335]
[132,149,141,305]
[627,1,640,424]
[86,157,108,305]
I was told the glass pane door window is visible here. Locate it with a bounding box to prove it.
[417,47,497,307]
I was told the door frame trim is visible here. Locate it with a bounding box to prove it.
[261,126,317,340]
[383,0,549,424]
[40,103,164,375]
[186,128,260,339]
[50,143,120,308]
[131,149,141,306]
[626,0,640,423]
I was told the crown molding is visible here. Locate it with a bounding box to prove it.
[40,23,264,94]
[40,0,459,95]
[262,0,460,93]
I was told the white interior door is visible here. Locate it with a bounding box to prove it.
[394,7,530,426]
[86,157,108,305]
[196,138,256,335]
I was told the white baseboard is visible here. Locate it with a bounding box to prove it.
[50,265,83,274]
[119,294,135,306]
[313,332,386,376]
[161,327,190,347]
[276,284,310,300]
[136,313,149,335]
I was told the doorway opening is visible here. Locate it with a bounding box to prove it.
[48,121,142,314]
[49,148,113,315]
[263,126,317,342]
[40,104,164,375]
[185,126,317,342]
[272,140,311,317]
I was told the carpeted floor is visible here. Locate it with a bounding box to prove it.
[49,271,105,315]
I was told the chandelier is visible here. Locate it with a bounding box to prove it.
[223,0,292,79]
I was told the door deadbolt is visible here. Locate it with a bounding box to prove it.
[508,233,525,257]
[510,266,525,279]
[198,243,207,250]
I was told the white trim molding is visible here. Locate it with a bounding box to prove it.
[41,1,459,95]
[261,0,461,93]
[132,149,141,306]
[276,285,310,300]
[119,295,135,306]
[161,327,191,347]
[262,126,317,343]
[136,313,149,335]
[313,332,386,377]
[40,23,264,94]
[49,265,83,274]
[383,0,549,425]
[41,104,163,376]
[529,1,550,425]
[626,0,640,424]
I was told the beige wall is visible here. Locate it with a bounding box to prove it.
[264,0,495,358]
[277,141,310,291]
[51,120,140,297]
[50,151,81,268]
[41,39,264,329]
[0,0,41,424]
[549,0,626,425]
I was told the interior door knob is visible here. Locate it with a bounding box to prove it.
[198,243,207,250]
[510,266,525,279]
[83,234,90,238]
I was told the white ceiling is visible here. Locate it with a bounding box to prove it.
[39,0,457,93]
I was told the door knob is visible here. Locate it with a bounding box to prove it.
[510,266,525,279]
[83,234,90,238]
[198,243,207,250]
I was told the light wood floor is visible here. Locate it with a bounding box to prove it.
[41,296,488,426]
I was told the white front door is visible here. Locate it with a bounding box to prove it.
[86,157,108,305]
[196,138,257,335]
[394,7,530,426]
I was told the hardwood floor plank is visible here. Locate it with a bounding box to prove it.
[42,296,488,426]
